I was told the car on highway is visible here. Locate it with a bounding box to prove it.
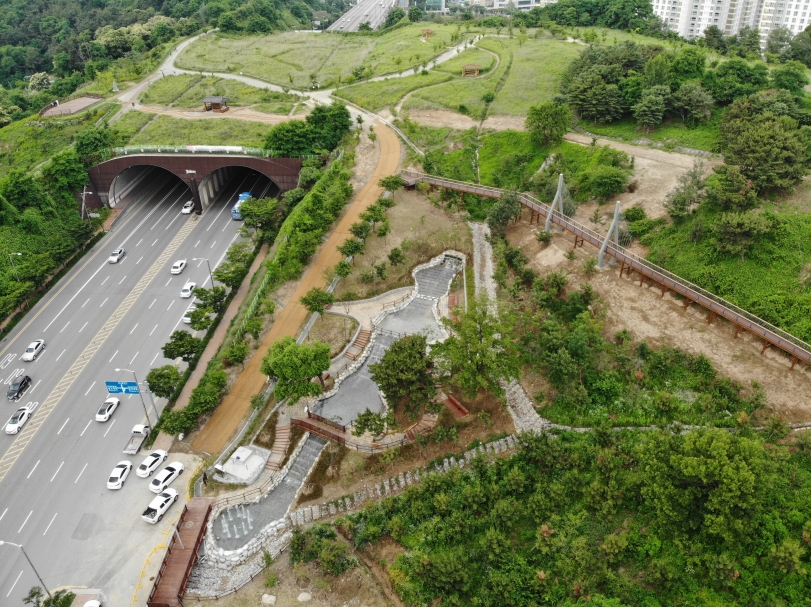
[171,260,187,275]
[149,462,185,493]
[181,200,195,214]
[21,339,45,362]
[95,397,121,422]
[137,450,168,478]
[108,248,125,264]
[5,404,33,434]
[107,461,133,490]
[142,489,178,524]
[182,304,197,324]
[180,282,196,298]
[7,375,31,401]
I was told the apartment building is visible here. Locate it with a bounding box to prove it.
[653,0,811,41]
[756,0,811,38]
[651,0,763,39]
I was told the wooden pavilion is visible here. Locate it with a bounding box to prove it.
[201,96,230,113]
[461,64,481,77]
[422,28,434,38]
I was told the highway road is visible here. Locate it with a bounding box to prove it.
[327,0,399,32]
[0,167,274,605]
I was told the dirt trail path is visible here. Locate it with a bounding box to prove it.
[191,120,402,454]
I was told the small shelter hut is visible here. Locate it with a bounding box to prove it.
[422,28,435,38]
[461,64,481,77]
[202,96,230,112]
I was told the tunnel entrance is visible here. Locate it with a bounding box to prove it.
[87,153,301,213]
[200,166,281,210]
[108,166,191,210]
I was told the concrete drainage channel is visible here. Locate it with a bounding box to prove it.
[185,251,468,598]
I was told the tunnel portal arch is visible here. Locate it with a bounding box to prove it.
[87,152,302,213]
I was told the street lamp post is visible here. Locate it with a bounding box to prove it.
[0,541,52,601]
[8,252,21,282]
[192,258,214,287]
[115,368,153,426]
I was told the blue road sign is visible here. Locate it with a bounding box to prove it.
[105,381,140,395]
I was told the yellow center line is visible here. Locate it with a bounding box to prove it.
[0,218,199,485]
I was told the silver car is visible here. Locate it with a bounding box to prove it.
[108,248,125,264]
[181,200,195,214]
[21,339,45,362]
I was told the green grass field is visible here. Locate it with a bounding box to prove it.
[173,77,300,109]
[176,25,465,90]
[479,36,582,115]
[111,110,156,140]
[405,48,510,119]
[435,47,496,75]
[139,74,201,105]
[335,71,452,112]
[128,115,274,147]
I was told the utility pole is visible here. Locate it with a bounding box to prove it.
[0,541,52,602]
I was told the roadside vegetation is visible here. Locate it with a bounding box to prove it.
[155,119,354,435]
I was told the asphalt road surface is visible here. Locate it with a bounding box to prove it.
[0,167,272,606]
[327,0,398,32]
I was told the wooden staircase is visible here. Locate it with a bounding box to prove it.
[265,418,291,471]
[343,329,372,361]
[405,412,439,441]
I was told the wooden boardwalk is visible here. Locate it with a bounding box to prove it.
[403,171,811,370]
[147,497,214,607]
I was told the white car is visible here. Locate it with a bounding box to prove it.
[108,248,125,264]
[95,397,120,422]
[180,282,196,298]
[171,260,187,275]
[107,461,133,490]
[137,450,168,478]
[5,404,33,435]
[181,200,195,214]
[142,489,178,524]
[21,339,45,362]
[182,304,197,324]
[149,462,185,493]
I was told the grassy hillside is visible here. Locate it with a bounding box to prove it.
[128,114,275,148]
[336,71,452,112]
[176,25,464,90]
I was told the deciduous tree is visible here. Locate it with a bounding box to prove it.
[432,296,521,397]
[525,101,572,146]
[300,287,334,316]
[162,330,204,363]
[146,365,183,399]
[261,336,331,402]
[369,334,436,410]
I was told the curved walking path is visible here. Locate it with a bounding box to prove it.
[190,120,402,455]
